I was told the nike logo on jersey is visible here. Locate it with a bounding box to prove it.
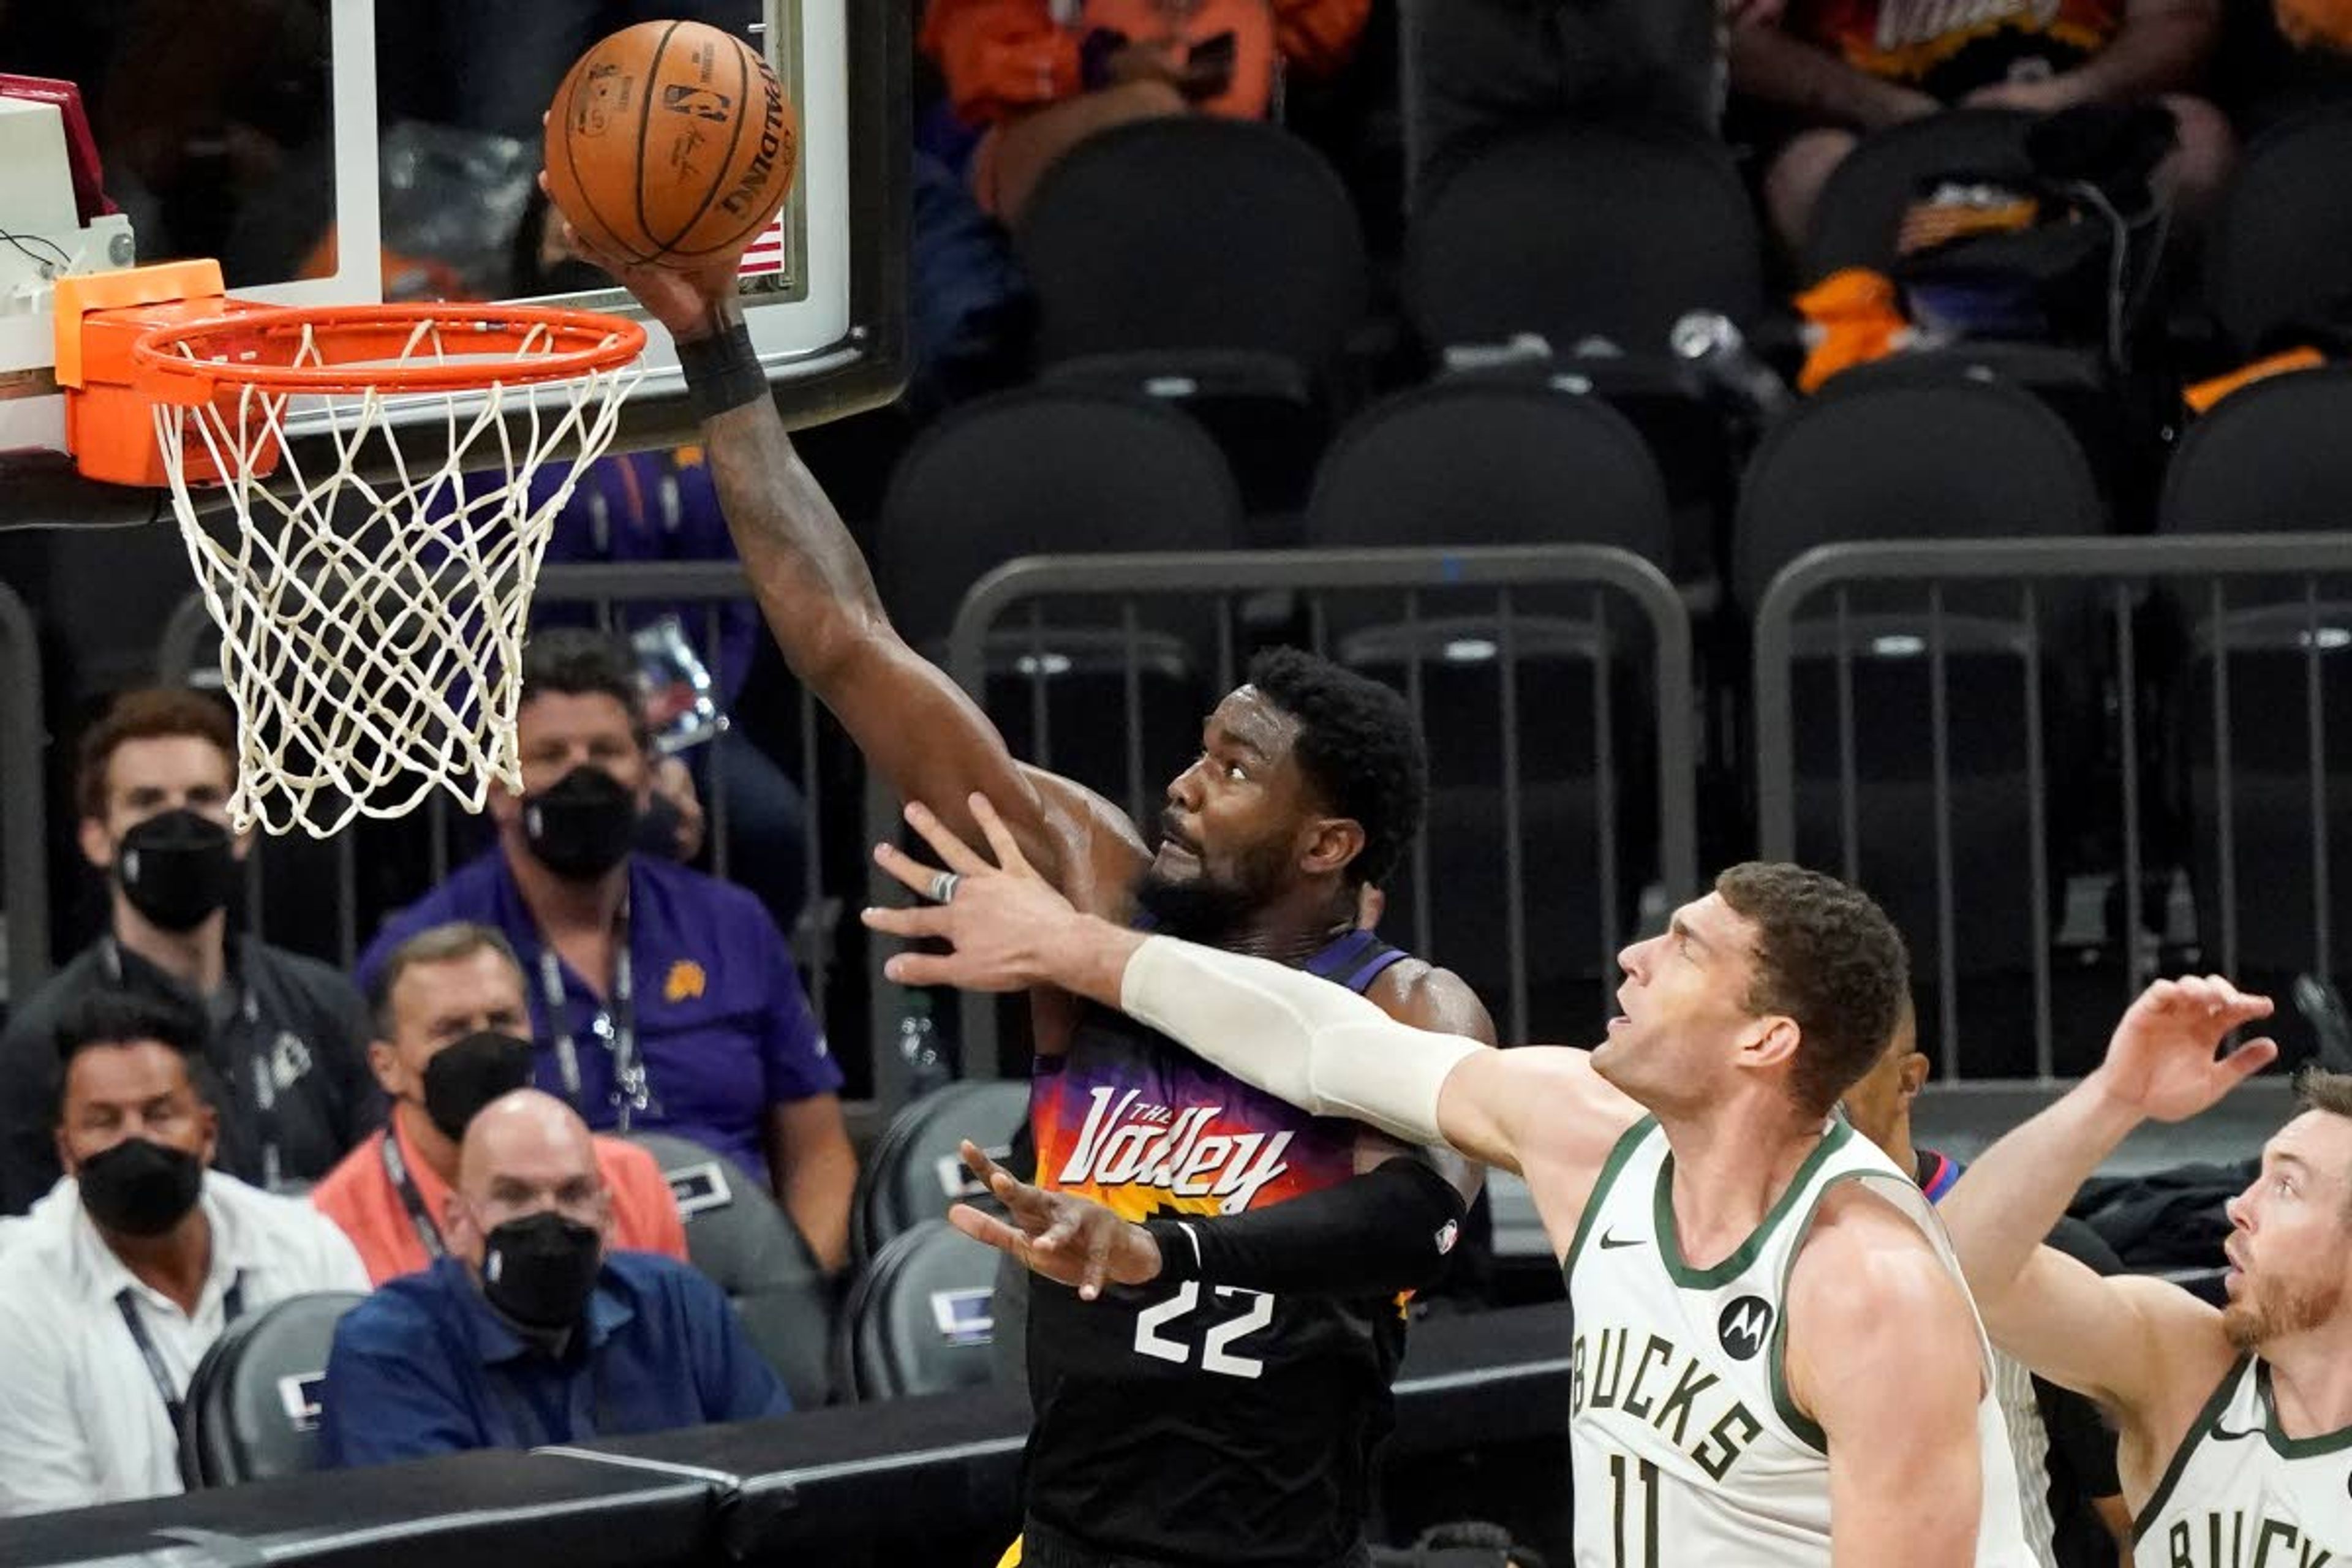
[1057,1087,1295,1214]
[1599,1231,1645,1250]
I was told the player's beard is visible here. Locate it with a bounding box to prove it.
[1134,834,1292,947]
[2222,1268,2343,1352]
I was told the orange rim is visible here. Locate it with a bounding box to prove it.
[132,301,647,401]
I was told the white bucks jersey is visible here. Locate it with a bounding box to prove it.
[2134,1355,2352,1566]
[1563,1117,2035,1567]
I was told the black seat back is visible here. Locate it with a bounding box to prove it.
[835,1219,1003,1402]
[1806,109,2036,282]
[622,1131,837,1407]
[178,1291,365,1489]
[851,1080,1032,1268]
[2207,104,2352,355]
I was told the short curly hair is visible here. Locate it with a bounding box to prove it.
[1245,647,1427,889]
[1714,862,1911,1120]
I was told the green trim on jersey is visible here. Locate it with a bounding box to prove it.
[1653,1120,1855,1291]
[1757,1169,1896,1456]
[1561,1115,1660,1273]
[2130,1354,2253,1546]
[2259,1360,2352,1458]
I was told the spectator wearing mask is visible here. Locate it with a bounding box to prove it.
[1729,0,2234,252]
[355,630,855,1270]
[312,922,687,1284]
[1840,997,2133,1567]
[317,1088,788,1464]
[0,689,380,1214]
[0,990,371,1513]
[922,0,1373,220]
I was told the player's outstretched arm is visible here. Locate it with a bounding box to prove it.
[546,199,1067,876]
[1939,976,2271,1409]
[864,796,1643,1189]
[947,1141,1471,1302]
[1787,1189,1987,1568]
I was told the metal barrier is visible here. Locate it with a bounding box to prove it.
[1755,533,2352,1083]
[157,562,850,1076]
[0,579,48,1003]
[937,545,1700,1074]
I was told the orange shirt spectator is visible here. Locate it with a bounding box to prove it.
[311,922,688,1284]
[923,0,1370,217]
[313,1112,686,1286]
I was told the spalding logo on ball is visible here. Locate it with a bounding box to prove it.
[544,18,801,268]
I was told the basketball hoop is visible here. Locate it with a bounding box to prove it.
[57,263,648,837]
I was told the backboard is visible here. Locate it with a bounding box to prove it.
[0,0,908,526]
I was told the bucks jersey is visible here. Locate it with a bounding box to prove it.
[2133,1355,2352,1567]
[1022,928,1417,1566]
[1563,1117,2036,1567]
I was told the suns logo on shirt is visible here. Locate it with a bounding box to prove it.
[663,960,707,1003]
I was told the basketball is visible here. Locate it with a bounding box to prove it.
[543,19,799,268]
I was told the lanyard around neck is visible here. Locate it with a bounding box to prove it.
[117,1272,246,1434]
[533,902,650,1130]
[380,1129,446,1261]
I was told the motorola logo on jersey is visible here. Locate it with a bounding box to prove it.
[1717,1297,1774,1362]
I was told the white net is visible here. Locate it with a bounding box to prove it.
[150,315,643,837]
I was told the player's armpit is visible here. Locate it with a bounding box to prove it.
[1787,1193,1985,1568]
[1979,1243,2231,1439]
[1439,1046,1644,1226]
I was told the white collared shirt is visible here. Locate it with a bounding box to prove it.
[0,1168,371,1514]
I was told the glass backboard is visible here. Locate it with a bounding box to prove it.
[0,0,907,525]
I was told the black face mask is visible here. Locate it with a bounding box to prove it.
[78,1137,205,1237]
[480,1210,604,1329]
[521,766,639,882]
[420,1031,536,1143]
[631,790,687,862]
[115,809,238,933]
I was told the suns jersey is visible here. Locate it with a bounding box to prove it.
[1563,1117,2037,1567]
[2133,1355,2352,1567]
[1786,0,2122,99]
[1022,927,1419,1566]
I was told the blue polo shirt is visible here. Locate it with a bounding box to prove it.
[356,850,841,1180]
[318,1251,791,1467]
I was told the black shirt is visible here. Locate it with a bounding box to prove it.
[0,935,382,1212]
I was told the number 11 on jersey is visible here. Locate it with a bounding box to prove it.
[1610,1454,1659,1568]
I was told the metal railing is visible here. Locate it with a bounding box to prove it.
[1755,533,2352,1083]
[0,580,48,1002]
[157,562,850,1065]
[934,545,1700,1077]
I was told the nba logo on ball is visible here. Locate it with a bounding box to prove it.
[662,84,733,123]
[1717,1296,1773,1361]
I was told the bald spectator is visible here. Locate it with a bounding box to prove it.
[311,923,688,1285]
[317,1090,789,1465]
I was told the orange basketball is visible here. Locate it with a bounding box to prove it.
[543,19,799,268]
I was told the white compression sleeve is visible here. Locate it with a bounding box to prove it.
[1118,935,1480,1147]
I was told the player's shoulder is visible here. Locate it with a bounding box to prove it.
[1789,1181,1964,1329]
[1363,957,1498,1044]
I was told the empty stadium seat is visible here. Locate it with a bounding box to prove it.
[623,1130,838,1408]
[178,1291,364,1489]
[851,1079,1032,1269]
[835,1219,1003,1402]
[1012,116,1371,510]
[2205,103,2352,355]
[1305,382,1678,1035]
[1738,379,2109,1071]
[2157,366,2352,1057]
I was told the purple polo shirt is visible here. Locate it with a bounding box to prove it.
[355,850,840,1182]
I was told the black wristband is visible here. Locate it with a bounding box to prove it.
[1142,1216,1205,1284]
[675,318,768,422]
